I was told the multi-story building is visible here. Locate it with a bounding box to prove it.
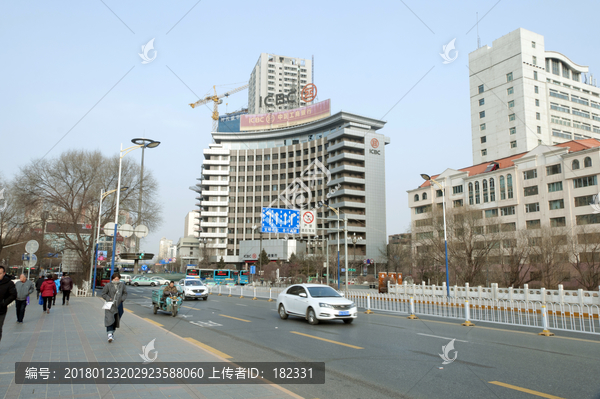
[407,139,600,287]
[469,28,600,165]
[193,110,390,268]
[248,53,312,114]
[184,211,199,238]
[176,236,200,270]
[158,237,172,261]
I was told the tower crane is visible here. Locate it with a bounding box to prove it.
[189,84,249,132]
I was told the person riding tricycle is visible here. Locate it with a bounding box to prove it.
[151,281,183,317]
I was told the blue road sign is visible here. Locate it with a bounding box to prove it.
[250,265,256,274]
[261,207,300,234]
[141,265,148,271]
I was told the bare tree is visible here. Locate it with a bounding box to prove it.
[12,150,162,284]
[571,226,600,290]
[0,177,32,260]
[498,229,534,287]
[528,227,571,289]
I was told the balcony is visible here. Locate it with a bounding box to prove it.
[327,128,365,142]
[327,140,364,153]
[327,153,365,164]
[204,148,230,156]
[200,232,228,239]
[334,200,366,209]
[201,200,229,207]
[201,180,229,186]
[201,211,228,217]
[203,159,230,166]
[202,169,229,176]
[329,165,366,174]
[327,189,365,198]
[200,221,228,228]
[328,176,365,186]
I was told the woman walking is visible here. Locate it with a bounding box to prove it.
[101,272,127,343]
[53,274,60,306]
[40,275,57,314]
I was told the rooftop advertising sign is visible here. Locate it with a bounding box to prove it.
[240,99,330,131]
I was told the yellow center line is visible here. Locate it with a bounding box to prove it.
[124,308,133,313]
[143,296,150,299]
[290,331,363,349]
[219,314,251,322]
[184,337,232,359]
[182,306,199,310]
[489,381,565,399]
[142,318,163,327]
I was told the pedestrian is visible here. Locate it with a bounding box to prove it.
[101,272,127,343]
[60,272,73,306]
[0,266,18,344]
[53,274,60,306]
[40,274,57,314]
[35,275,45,299]
[14,274,34,324]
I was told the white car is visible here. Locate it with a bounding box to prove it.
[178,279,208,300]
[150,276,170,286]
[276,284,357,325]
[132,276,157,286]
[120,274,132,285]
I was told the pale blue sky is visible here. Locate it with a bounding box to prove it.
[2,0,600,254]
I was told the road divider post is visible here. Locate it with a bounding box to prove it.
[240,286,244,299]
[407,296,418,319]
[252,287,257,300]
[268,287,274,302]
[365,294,373,314]
[538,305,555,336]
[218,285,222,296]
[228,286,232,297]
[462,300,475,326]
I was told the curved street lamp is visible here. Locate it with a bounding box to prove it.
[421,173,450,297]
[130,138,161,255]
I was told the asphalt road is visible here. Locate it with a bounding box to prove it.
[123,285,600,399]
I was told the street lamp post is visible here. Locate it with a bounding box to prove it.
[421,174,450,297]
[352,233,362,280]
[110,140,160,278]
[324,204,341,290]
[131,138,160,254]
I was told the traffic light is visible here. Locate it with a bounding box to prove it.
[139,252,144,260]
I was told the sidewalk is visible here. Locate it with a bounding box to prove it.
[0,296,301,399]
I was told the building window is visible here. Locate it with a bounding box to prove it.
[414,194,419,202]
[584,157,592,168]
[489,178,496,201]
[507,87,514,95]
[549,199,565,210]
[537,126,541,134]
[572,159,580,170]
[534,71,538,80]
[510,141,517,148]
[548,182,563,192]
[532,41,536,48]
[483,179,489,202]
[500,176,506,200]
[481,136,486,143]
[509,113,516,121]
[574,195,595,207]
[546,164,561,175]
[478,84,484,94]
[535,99,540,106]
[422,192,427,200]
[480,123,486,131]
[526,220,541,229]
[507,174,513,199]
[525,203,540,213]
[524,186,539,196]
[475,181,480,204]
[481,149,487,156]
[500,206,515,216]
[510,127,516,135]
[536,112,541,120]
[508,100,515,108]
[485,209,498,218]
[550,217,566,227]
[479,98,485,106]
[436,189,443,198]
[573,175,597,188]
[534,86,539,94]
[468,183,474,205]
[532,56,537,66]
[479,111,485,118]
[507,72,513,82]
[523,169,537,180]
[576,214,600,225]
[454,199,463,207]
[415,205,431,214]
[452,185,463,194]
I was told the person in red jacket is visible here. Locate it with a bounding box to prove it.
[40,275,57,314]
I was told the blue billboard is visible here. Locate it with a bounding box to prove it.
[261,207,300,234]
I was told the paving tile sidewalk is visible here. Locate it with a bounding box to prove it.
[0,296,301,399]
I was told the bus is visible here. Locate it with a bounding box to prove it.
[238,270,249,285]
[213,269,235,285]
[186,267,214,281]
[94,266,116,287]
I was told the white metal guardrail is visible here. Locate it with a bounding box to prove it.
[346,290,600,335]
[390,282,600,306]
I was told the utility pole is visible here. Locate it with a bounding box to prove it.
[344,216,349,293]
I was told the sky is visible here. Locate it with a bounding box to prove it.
[2,0,600,256]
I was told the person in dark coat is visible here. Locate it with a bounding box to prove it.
[15,274,35,324]
[60,273,73,305]
[0,266,18,344]
[40,275,57,314]
[35,275,45,299]
[101,272,127,343]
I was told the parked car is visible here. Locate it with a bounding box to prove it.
[178,279,208,300]
[120,274,132,285]
[276,284,357,325]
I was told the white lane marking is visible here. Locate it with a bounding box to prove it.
[417,333,468,343]
[236,304,248,306]
[191,321,222,328]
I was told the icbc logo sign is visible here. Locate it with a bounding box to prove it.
[252,253,257,259]
[369,138,381,155]
[301,83,317,103]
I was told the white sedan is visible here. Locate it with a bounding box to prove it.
[132,276,159,286]
[276,284,357,325]
[150,276,171,286]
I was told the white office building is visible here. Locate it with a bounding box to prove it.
[158,237,172,261]
[184,211,199,238]
[248,53,312,114]
[469,28,600,165]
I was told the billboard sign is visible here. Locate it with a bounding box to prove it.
[261,207,300,234]
[240,99,331,131]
